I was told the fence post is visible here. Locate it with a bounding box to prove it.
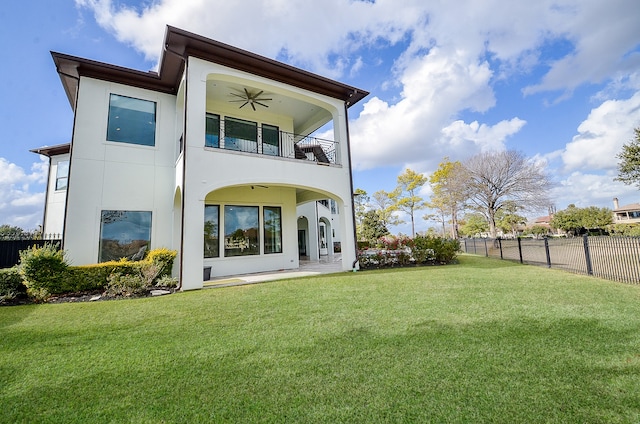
[498,238,503,259]
[583,234,593,276]
[517,237,523,264]
[484,238,488,257]
[544,237,551,268]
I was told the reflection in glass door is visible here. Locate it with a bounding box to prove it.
[319,223,328,256]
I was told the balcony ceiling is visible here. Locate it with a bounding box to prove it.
[207,79,332,133]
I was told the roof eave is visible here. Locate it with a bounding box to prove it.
[51,26,368,110]
[30,143,71,157]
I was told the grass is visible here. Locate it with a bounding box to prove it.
[2,254,640,423]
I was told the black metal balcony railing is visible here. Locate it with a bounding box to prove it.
[205,123,339,165]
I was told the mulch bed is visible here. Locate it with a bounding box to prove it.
[1,288,177,306]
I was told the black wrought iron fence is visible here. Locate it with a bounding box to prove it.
[461,236,640,284]
[0,235,62,269]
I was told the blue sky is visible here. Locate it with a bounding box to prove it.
[1,0,640,235]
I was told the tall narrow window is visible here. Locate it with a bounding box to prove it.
[224,117,257,153]
[107,94,156,146]
[224,205,259,256]
[262,124,279,156]
[99,211,152,262]
[204,205,220,258]
[55,160,69,191]
[205,113,220,148]
[264,206,282,254]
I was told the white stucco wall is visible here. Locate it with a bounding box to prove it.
[63,77,177,265]
[42,154,70,237]
[59,57,357,290]
[178,57,358,289]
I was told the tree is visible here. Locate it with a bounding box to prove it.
[0,225,28,240]
[495,201,527,237]
[393,169,428,237]
[550,204,612,235]
[464,150,553,238]
[528,225,550,238]
[353,188,370,239]
[360,210,389,243]
[616,128,640,188]
[371,190,403,230]
[579,206,612,234]
[550,204,582,235]
[458,213,489,237]
[428,158,468,238]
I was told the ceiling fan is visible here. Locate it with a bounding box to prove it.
[229,88,273,111]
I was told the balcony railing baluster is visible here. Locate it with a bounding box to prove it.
[206,118,339,165]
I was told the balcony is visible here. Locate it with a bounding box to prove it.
[205,117,339,165]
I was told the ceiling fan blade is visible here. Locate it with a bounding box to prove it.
[255,101,270,108]
[251,102,256,111]
[244,88,251,98]
[239,101,249,109]
[229,92,245,98]
[255,97,273,102]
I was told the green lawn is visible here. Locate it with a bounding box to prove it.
[2,254,640,423]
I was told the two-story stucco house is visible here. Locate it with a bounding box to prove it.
[32,26,368,290]
[612,197,640,225]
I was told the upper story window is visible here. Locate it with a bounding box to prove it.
[262,124,280,156]
[205,113,220,148]
[225,117,257,153]
[107,94,156,146]
[55,160,69,191]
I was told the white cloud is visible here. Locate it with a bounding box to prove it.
[350,47,498,170]
[561,91,640,171]
[552,170,637,210]
[0,157,48,230]
[72,0,640,217]
[523,0,640,96]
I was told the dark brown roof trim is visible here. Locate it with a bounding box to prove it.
[52,26,368,110]
[30,143,71,157]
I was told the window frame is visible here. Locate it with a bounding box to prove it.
[98,210,152,263]
[204,205,220,258]
[263,206,282,254]
[261,124,280,156]
[222,117,258,153]
[55,160,69,191]
[223,205,260,257]
[205,113,220,148]
[106,93,157,147]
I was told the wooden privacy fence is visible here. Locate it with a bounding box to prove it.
[0,238,62,269]
[461,236,640,284]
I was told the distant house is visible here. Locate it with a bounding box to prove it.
[31,26,368,290]
[612,198,640,225]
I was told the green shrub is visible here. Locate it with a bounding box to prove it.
[105,272,147,297]
[357,235,460,269]
[0,267,26,302]
[19,243,68,300]
[155,275,178,288]
[413,235,460,264]
[146,248,177,277]
[65,248,177,294]
[13,245,178,300]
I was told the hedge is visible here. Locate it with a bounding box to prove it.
[358,234,460,270]
[13,245,177,302]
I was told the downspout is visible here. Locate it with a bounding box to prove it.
[343,96,359,271]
